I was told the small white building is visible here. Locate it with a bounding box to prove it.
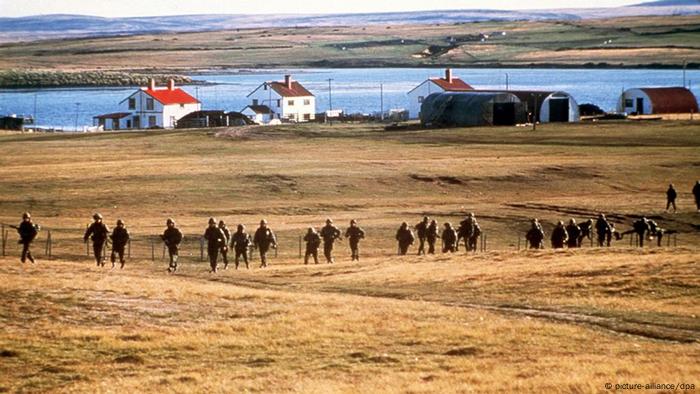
[508,91,580,123]
[241,105,275,124]
[94,79,201,130]
[246,75,315,123]
[406,68,474,119]
[617,87,699,115]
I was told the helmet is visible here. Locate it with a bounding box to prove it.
[208,217,216,224]
[444,222,452,228]
[531,218,538,223]
[93,213,102,220]
[166,218,174,225]
[116,219,124,226]
[218,220,225,226]
[469,212,475,217]
[22,212,30,219]
[423,216,429,221]
[237,224,244,231]
[569,218,576,225]
[401,221,408,228]
[326,218,333,224]
[260,219,267,225]
[308,227,315,232]
[598,213,605,219]
[350,219,357,225]
[558,220,564,226]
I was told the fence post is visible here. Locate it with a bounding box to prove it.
[151,240,155,261]
[200,237,204,262]
[298,235,302,258]
[517,235,520,251]
[1,224,5,257]
[45,230,50,257]
[128,239,131,258]
[483,234,487,252]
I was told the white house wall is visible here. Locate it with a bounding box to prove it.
[407,81,443,119]
[121,90,200,128]
[248,86,315,122]
[618,89,652,114]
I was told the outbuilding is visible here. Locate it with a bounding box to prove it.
[617,87,698,115]
[93,112,130,130]
[407,68,474,119]
[420,91,526,128]
[508,91,580,123]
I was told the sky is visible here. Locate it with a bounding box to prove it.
[0,0,643,18]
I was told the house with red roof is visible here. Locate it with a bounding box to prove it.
[406,68,474,119]
[245,75,315,123]
[93,79,201,130]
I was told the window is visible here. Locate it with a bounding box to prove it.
[126,120,132,128]
[252,99,259,105]
[170,116,176,127]
[303,113,311,120]
[148,116,157,127]
[146,98,154,110]
[288,100,295,106]
[180,104,185,109]
[133,116,140,129]
[303,99,310,105]
[128,98,136,110]
[277,100,281,107]
[624,99,633,108]
[418,96,424,103]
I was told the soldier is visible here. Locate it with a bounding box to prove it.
[303,227,321,265]
[565,219,581,248]
[414,216,429,255]
[578,219,593,246]
[319,218,342,264]
[345,219,365,261]
[693,181,700,211]
[14,212,39,264]
[203,218,226,273]
[666,184,677,212]
[458,213,476,251]
[632,217,651,247]
[218,220,231,269]
[395,222,415,255]
[253,219,277,268]
[426,219,439,255]
[84,213,110,266]
[551,221,569,249]
[647,219,665,247]
[595,214,611,247]
[231,224,251,269]
[442,222,458,253]
[467,220,482,252]
[109,219,130,269]
[162,218,183,273]
[525,218,544,249]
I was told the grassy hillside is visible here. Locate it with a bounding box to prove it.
[0,121,699,391]
[0,15,698,75]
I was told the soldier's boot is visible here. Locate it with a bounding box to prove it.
[304,254,309,265]
[28,252,35,264]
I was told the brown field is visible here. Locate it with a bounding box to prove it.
[0,121,699,392]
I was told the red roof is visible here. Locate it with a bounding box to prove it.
[143,88,200,105]
[640,87,698,114]
[269,81,314,97]
[430,77,473,92]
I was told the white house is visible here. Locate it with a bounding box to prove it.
[246,75,315,123]
[241,105,276,124]
[406,68,474,119]
[94,79,201,130]
[617,87,699,115]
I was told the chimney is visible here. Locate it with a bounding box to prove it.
[148,78,156,90]
[445,68,453,83]
[284,74,292,89]
[168,79,175,91]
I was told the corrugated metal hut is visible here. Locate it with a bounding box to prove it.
[508,91,580,123]
[176,110,253,129]
[420,92,525,127]
[618,87,699,115]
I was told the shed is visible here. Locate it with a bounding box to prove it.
[420,92,525,128]
[508,91,580,123]
[93,112,130,130]
[176,110,253,129]
[618,87,698,115]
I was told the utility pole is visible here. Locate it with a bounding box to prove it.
[380,83,384,121]
[683,59,687,88]
[532,94,538,131]
[268,81,272,124]
[505,73,509,90]
[33,93,38,126]
[74,102,81,132]
[327,78,333,126]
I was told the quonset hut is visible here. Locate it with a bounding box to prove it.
[617,87,699,115]
[508,91,580,123]
[420,92,526,128]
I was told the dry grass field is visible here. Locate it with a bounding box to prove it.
[0,121,699,392]
[0,15,698,72]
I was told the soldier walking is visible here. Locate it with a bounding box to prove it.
[467,220,482,252]
[693,181,700,211]
[414,216,429,255]
[253,219,277,268]
[15,212,39,264]
[551,221,569,249]
[458,213,477,251]
[231,224,251,269]
[162,218,183,273]
[218,220,231,269]
[525,218,544,249]
[303,227,321,264]
[595,214,611,247]
[203,218,226,273]
[426,219,439,254]
[441,222,458,253]
[632,217,651,247]
[319,218,342,264]
[345,219,365,261]
[84,213,109,266]
[109,219,130,269]
[666,184,677,212]
[565,219,581,248]
[396,222,415,255]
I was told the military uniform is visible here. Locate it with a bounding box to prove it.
[109,222,130,268]
[526,220,544,249]
[458,214,476,251]
[253,222,277,268]
[632,218,651,247]
[162,222,183,272]
[319,221,341,263]
[426,220,439,254]
[595,215,611,247]
[414,218,429,255]
[231,226,251,269]
[203,220,227,272]
[467,221,482,252]
[441,223,457,253]
[693,181,700,211]
[303,229,321,264]
[666,184,677,212]
[551,222,568,249]
[565,220,581,248]
[84,215,110,266]
[219,222,231,269]
[16,214,38,264]
[396,223,415,255]
[345,222,365,261]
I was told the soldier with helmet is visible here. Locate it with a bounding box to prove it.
[396,222,415,255]
[218,220,231,269]
[303,227,321,265]
[253,219,277,268]
[426,219,439,254]
[345,219,365,261]
[632,217,652,247]
[109,219,130,269]
[565,219,581,248]
[15,212,39,264]
[162,218,183,272]
[319,218,342,263]
[414,216,430,255]
[458,213,477,251]
[526,218,545,249]
[84,213,110,266]
[551,221,569,249]
[595,213,612,247]
[231,224,251,269]
[441,222,458,253]
[203,217,227,273]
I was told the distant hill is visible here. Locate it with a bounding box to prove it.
[1,2,700,43]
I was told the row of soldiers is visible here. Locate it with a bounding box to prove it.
[525,214,672,249]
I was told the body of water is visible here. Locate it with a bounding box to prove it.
[1,68,698,129]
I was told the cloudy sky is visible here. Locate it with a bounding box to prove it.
[0,0,643,17]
